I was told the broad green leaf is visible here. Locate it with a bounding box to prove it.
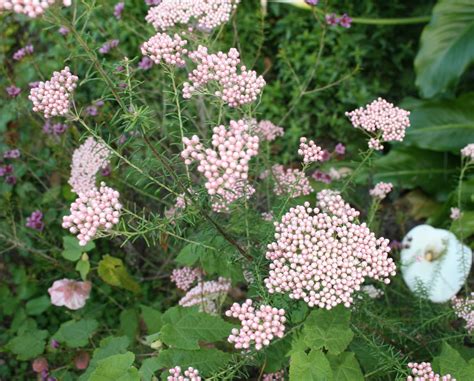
[404,95,474,153]
[89,352,139,381]
[138,357,162,381]
[25,295,50,316]
[62,236,95,261]
[264,336,292,372]
[289,350,333,381]
[141,305,163,334]
[76,256,91,280]
[327,352,364,381]
[53,318,98,348]
[6,328,48,360]
[452,211,474,238]
[302,306,354,355]
[415,0,474,98]
[98,255,140,294]
[432,342,474,381]
[154,348,232,376]
[362,147,458,195]
[160,307,235,350]
[120,309,139,343]
[78,336,130,381]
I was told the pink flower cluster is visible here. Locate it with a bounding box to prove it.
[29,66,78,118]
[13,44,34,61]
[168,366,201,381]
[48,279,91,310]
[0,0,70,18]
[325,13,352,28]
[264,191,396,309]
[461,143,474,161]
[171,267,202,291]
[346,98,410,151]
[298,137,324,164]
[369,182,393,200]
[146,0,240,31]
[255,120,284,141]
[407,362,455,381]
[141,33,188,67]
[452,292,474,333]
[261,165,313,198]
[62,182,122,246]
[225,299,286,351]
[179,277,230,314]
[69,137,110,195]
[183,46,265,107]
[263,370,285,381]
[181,120,259,212]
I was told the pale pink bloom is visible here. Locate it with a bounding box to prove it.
[146,0,240,31]
[461,143,474,161]
[29,66,78,118]
[179,277,230,314]
[182,120,259,212]
[255,120,284,141]
[452,292,474,333]
[265,191,396,309]
[226,299,286,351]
[183,46,265,107]
[450,207,461,220]
[170,267,202,291]
[369,182,393,200]
[263,370,285,381]
[141,32,188,67]
[48,279,92,310]
[261,165,313,197]
[406,362,455,381]
[346,98,410,150]
[0,0,71,18]
[168,366,201,381]
[261,211,274,222]
[298,137,324,164]
[32,357,48,373]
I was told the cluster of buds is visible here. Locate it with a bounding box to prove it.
[146,0,240,31]
[179,277,230,314]
[298,137,324,164]
[62,183,122,246]
[265,191,396,309]
[0,0,71,18]
[254,120,284,141]
[183,46,265,107]
[170,267,202,291]
[226,299,286,351]
[407,362,455,381]
[369,182,393,200]
[260,165,313,198]
[451,292,474,333]
[167,366,201,381]
[26,210,44,231]
[182,120,259,212]
[141,32,188,67]
[29,66,78,118]
[346,98,410,151]
[461,143,474,161]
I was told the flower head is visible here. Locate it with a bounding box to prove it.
[407,362,455,381]
[114,2,124,19]
[0,0,71,18]
[138,56,154,70]
[26,210,44,231]
[226,299,286,350]
[99,40,119,54]
[3,149,20,159]
[339,13,352,28]
[261,165,313,197]
[264,191,396,309]
[298,137,324,164]
[29,66,78,118]
[461,143,474,161]
[254,120,284,141]
[335,143,345,155]
[171,267,202,291]
[6,85,21,97]
[452,292,474,333]
[168,366,201,381]
[369,182,393,200]
[450,207,461,220]
[141,32,188,67]
[179,277,230,314]
[13,44,34,61]
[48,279,91,310]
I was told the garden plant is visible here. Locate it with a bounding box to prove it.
[1,0,474,380]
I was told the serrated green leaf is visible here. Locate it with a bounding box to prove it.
[98,255,140,294]
[289,350,333,381]
[120,309,139,343]
[138,357,162,381]
[302,306,354,355]
[327,352,364,381]
[415,0,474,97]
[76,257,91,280]
[89,352,139,381]
[62,236,95,261]
[154,348,232,376]
[25,295,50,316]
[264,336,291,372]
[6,328,48,360]
[53,318,98,348]
[160,307,235,350]
[141,305,163,334]
[79,336,130,381]
[432,342,474,381]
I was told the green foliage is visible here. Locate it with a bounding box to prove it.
[289,350,332,381]
[89,352,140,381]
[159,307,235,350]
[415,0,474,97]
[62,236,95,261]
[97,255,141,293]
[302,306,354,355]
[327,352,364,381]
[5,327,48,360]
[432,343,474,381]
[53,319,99,348]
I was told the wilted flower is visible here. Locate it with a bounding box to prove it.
[48,279,92,310]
